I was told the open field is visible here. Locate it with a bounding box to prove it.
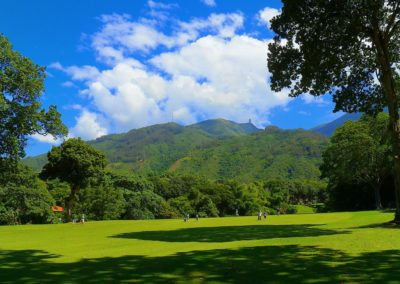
[0,211,399,283]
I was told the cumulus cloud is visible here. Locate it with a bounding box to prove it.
[54,10,293,140]
[70,109,108,140]
[91,12,244,64]
[49,62,100,81]
[202,0,216,7]
[257,7,280,29]
[31,133,63,145]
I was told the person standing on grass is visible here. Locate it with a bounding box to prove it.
[258,210,262,221]
[196,213,199,221]
[81,214,85,224]
[235,208,239,216]
[264,211,267,220]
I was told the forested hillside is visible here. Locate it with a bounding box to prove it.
[24,119,328,182]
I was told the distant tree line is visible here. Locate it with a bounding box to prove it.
[0,138,328,225]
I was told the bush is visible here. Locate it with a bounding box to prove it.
[286,205,298,214]
[0,185,55,225]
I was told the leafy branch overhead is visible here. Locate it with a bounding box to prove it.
[268,0,400,222]
[0,34,67,160]
[268,0,400,114]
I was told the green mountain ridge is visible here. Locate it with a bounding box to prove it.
[312,113,362,136]
[23,119,328,182]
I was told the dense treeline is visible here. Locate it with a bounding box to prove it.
[4,113,398,224]
[0,161,328,225]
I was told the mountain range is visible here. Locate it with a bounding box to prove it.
[24,112,362,182]
[24,118,334,183]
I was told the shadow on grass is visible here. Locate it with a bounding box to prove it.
[1,246,400,283]
[353,221,400,229]
[111,224,348,242]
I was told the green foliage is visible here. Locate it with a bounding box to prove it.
[41,138,107,219]
[41,138,107,189]
[0,163,55,225]
[0,185,54,225]
[267,1,399,113]
[123,189,164,220]
[264,179,290,212]
[169,196,194,217]
[187,118,261,137]
[76,182,125,221]
[47,179,70,208]
[267,0,400,221]
[321,113,392,210]
[25,121,327,183]
[0,34,67,160]
[158,201,179,219]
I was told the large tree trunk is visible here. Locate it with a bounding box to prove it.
[380,75,400,223]
[65,186,79,222]
[380,68,400,223]
[372,28,400,223]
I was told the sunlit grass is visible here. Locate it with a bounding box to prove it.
[0,211,399,283]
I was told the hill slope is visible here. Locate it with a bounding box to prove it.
[187,118,262,137]
[23,119,328,182]
[312,113,362,136]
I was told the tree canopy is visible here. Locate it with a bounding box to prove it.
[0,34,67,161]
[268,0,400,222]
[321,113,391,209]
[41,138,107,219]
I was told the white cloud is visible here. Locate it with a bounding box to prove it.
[49,62,100,81]
[31,134,63,145]
[257,7,280,29]
[91,12,244,64]
[56,12,294,139]
[147,0,176,10]
[61,81,77,88]
[202,0,216,7]
[70,109,108,140]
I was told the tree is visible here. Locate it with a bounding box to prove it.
[0,164,55,225]
[321,113,391,210]
[268,1,400,222]
[0,34,67,161]
[123,189,165,220]
[40,138,107,220]
[77,182,126,221]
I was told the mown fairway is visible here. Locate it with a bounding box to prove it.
[1,211,399,283]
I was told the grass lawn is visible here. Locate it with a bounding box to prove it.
[0,211,399,283]
[292,205,316,214]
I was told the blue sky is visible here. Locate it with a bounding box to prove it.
[0,0,340,156]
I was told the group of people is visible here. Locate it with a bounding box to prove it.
[182,210,274,222]
[183,213,199,222]
[72,214,86,224]
[257,210,267,220]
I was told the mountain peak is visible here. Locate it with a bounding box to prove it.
[187,118,261,137]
